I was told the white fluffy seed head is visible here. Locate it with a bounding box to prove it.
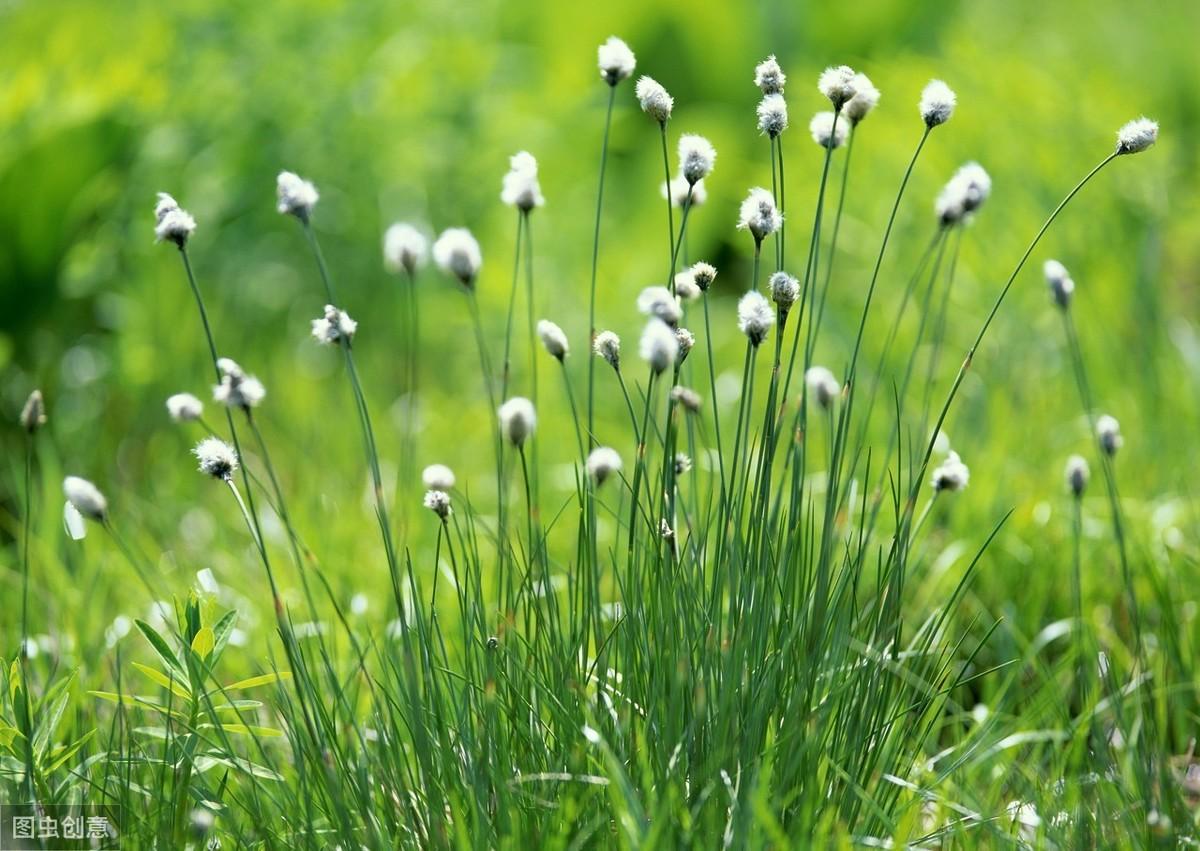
[738,187,782,242]
[311,304,358,346]
[638,286,683,326]
[674,452,693,475]
[1096,414,1123,456]
[769,271,800,313]
[678,134,717,184]
[1065,454,1090,497]
[920,79,956,127]
[737,291,775,347]
[63,476,107,520]
[593,331,621,370]
[598,36,636,86]
[422,464,456,490]
[154,192,197,246]
[805,366,842,409]
[673,271,702,303]
[809,111,850,149]
[433,228,482,288]
[384,223,428,274]
[276,171,319,220]
[690,262,717,292]
[675,327,695,364]
[817,65,857,110]
[501,151,545,211]
[498,397,537,447]
[757,94,789,138]
[194,437,239,480]
[21,389,46,433]
[931,450,970,493]
[423,489,452,520]
[537,319,569,360]
[935,162,992,226]
[1116,117,1158,155]
[843,73,880,125]
[1044,260,1075,309]
[635,76,673,123]
[639,319,679,374]
[586,446,623,485]
[662,175,706,208]
[754,54,786,95]
[671,385,702,413]
[213,359,265,410]
[167,393,204,423]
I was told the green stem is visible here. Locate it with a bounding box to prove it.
[588,86,618,451]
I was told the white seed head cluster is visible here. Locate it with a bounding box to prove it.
[593,331,621,370]
[167,392,204,423]
[817,65,857,110]
[931,450,970,493]
[662,175,707,208]
[638,286,683,327]
[213,358,266,410]
[843,73,880,125]
[920,79,957,128]
[754,55,786,95]
[194,437,239,480]
[63,476,108,521]
[769,271,800,313]
[500,151,545,211]
[1096,414,1122,456]
[383,223,429,275]
[805,366,842,409]
[757,94,789,138]
[498,397,537,447]
[674,327,695,364]
[1043,260,1075,309]
[690,262,718,292]
[433,228,482,288]
[737,187,782,242]
[311,304,358,346]
[21,389,46,433]
[586,446,623,485]
[809,112,850,149]
[422,463,456,490]
[537,319,570,360]
[639,319,679,374]
[1065,454,1090,497]
[1115,117,1158,155]
[276,171,319,220]
[737,291,775,347]
[671,385,702,413]
[678,134,717,184]
[674,452,693,475]
[598,36,636,86]
[423,489,452,520]
[673,270,702,303]
[154,192,197,247]
[935,162,992,226]
[635,76,674,123]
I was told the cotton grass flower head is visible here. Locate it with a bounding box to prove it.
[422,464,456,490]
[662,176,706,208]
[213,358,265,410]
[586,446,623,486]
[843,73,880,125]
[920,80,956,127]
[674,328,695,364]
[593,330,621,370]
[21,389,46,434]
[1096,414,1123,456]
[1065,454,1090,497]
[276,171,319,221]
[737,291,775,347]
[674,453,693,475]
[690,262,717,292]
[1116,117,1158,155]
[737,187,782,243]
[817,65,857,110]
[423,489,452,520]
[757,94,789,138]
[639,319,678,374]
[805,366,842,409]
[383,223,428,275]
[671,385,702,412]
[935,162,992,226]
[311,304,358,346]
[1044,260,1075,309]
[154,193,197,247]
[194,437,239,481]
[638,286,683,326]
[537,319,569,361]
[598,36,636,86]
[166,393,204,423]
[678,134,716,185]
[63,476,107,521]
[433,228,482,288]
[673,271,702,303]
[500,151,545,211]
[754,55,786,95]
[931,450,970,493]
[635,76,673,123]
[498,397,536,447]
[809,112,849,149]
[769,271,800,315]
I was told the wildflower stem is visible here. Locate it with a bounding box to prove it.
[660,123,676,281]
[627,372,658,556]
[501,213,523,401]
[18,437,38,804]
[588,85,617,450]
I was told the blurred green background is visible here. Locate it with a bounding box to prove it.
[2,0,1198,658]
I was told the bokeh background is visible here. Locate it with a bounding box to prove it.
[2,0,1198,666]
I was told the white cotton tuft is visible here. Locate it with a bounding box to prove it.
[639,319,679,375]
[1044,260,1075,309]
[817,65,857,110]
[637,286,683,327]
[1115,117,1158,155]
[769,271,800,313]
[21,389,46,434]
[675,327,695,365]
[935,162,992,226]
[809,112,850,149]
[754,55,786,95]
[843,73,880,125]
[311,304,358,345]
[433,228,482,288]
[498,397,537,447]
[674,452,693,474]
[737,291,775,347]
[920,80,956,127]
[422,464,456,490]
[501,151,545,211]
[423,489,452,520]
[63,476,108,520]
[193,437,239,480]
[673,270,702,303]
[213,358,266,410]
[931,450,970,493]
[537,319,570,360]
[689,262,717,292]
[805,366,842,409]
[671,386,702,413]
[167,393,204,423]
[598,36,636,86]
[593,331,621,370]
[154,192,197,246]
[662,175,706,208]
[737,187,782,242]
[757,94,789,138]
[1065,454,1090,497]
[635,76,674,123]
[276,171,319,220]
[678,134,717,184]
[384,223,429,274]
[586,446,623,485]
[1096,414,1123,456]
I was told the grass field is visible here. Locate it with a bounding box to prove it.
[3,1,1200,847]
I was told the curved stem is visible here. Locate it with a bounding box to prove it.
[588,86,618,450]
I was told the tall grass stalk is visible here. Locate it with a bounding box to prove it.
[587,86,618,450]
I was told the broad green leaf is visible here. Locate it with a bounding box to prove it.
[224,672,292,691]
[132,663,191,700]
[134,620,184,677]
[191,627,215,660]
[211,611,238,662]
[202,723,284,738]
